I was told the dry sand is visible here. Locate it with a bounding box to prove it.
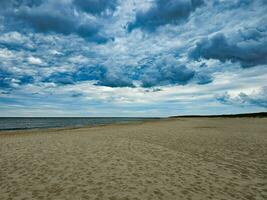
[0,118,266,200]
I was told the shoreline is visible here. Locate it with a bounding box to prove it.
[1,112,267,135]
[0,117,166,136]
[1,111,266,134]
[0,117,163,134]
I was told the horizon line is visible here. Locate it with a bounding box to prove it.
[0,112,266,118]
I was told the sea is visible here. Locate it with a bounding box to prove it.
[0,117,159,131]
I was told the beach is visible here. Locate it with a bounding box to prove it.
[0,117,266,200]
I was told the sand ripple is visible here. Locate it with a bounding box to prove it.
[0,118,266,200]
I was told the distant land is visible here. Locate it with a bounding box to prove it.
[169,112,267,118]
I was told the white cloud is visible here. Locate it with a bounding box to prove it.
[27,56,43,65]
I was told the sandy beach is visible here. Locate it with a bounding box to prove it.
[0,117,266,200]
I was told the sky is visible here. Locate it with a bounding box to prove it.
[0,0,267,117]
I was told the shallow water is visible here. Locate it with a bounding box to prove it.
[0,117,158,131]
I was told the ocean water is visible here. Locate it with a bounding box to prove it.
[0,117,158,131]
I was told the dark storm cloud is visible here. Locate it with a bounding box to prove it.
[128,0,204,31]
[0,0,111,43]
[43,66,106,86]
[73,0,118,15]
[189,26,267,68]
[42,65,134,87]
[139,64,195,87]
[42,57,196,88]
[96,67,135,88]
[43,72,75,85]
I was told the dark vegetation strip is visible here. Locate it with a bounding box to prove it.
[169,112,267,118]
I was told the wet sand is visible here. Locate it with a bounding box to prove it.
[0,118,266,200]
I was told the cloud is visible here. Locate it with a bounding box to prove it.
[194,72,213,85]
[0,0,267,116]
[28,56,43,65]
[1,0,110,43]
[216,87,267,108]
[42,66,133,87]
[0,67,34,89]
[138,61,195,87]
[0,68,12,89]
[212,0,267,10]
[128,0,204,31]
[73,0,118,15]
[212,0,253,9]
[96,67,135,87]
[42,55,196,88]
[0,31,34,51]
[189,26,267,68]
[43,72,75,85]
[71,92,83,98]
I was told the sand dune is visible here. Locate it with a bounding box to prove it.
[0,118,266,200]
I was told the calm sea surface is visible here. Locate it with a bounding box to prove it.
[0,117,159,131]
